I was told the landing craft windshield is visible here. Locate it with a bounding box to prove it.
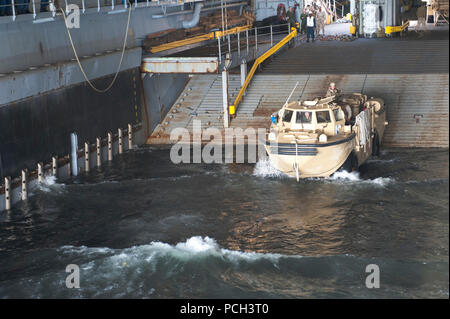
[333,109,344,121]
[296,111,313,124]
[316,110,332,123]
[283,110,294,123]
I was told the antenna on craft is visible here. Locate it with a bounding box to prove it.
[283,81,300,108]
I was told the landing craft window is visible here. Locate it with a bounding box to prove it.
[316,111,331,123]
[333,109,344,121]
[296,111,313,124]
[283,110,294,123]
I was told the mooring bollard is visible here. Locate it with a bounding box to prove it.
[21,170,27,201]
[118,128,123,154]
[128,124,133,150]
[52,156,58,177]
[37,162,44,183]
[108,133,113,161]
[84,142,90,173]
[96,137,101,167]
[4,177,11,211]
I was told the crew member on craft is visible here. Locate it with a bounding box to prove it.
[326,82,340,97]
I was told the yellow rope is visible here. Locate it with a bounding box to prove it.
[60,4,132,93]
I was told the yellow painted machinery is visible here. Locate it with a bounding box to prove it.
[385,20,410,35]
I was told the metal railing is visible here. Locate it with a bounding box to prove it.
[227,24,300,117]
[216,22,293,63]
[324,0,345,20]
[0,0,201,21]
[149,24,252,54]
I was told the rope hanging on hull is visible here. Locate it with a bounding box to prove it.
[60,3,132,93]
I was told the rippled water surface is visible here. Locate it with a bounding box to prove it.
[0,147,448,298]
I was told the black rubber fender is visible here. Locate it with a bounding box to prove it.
[372,132,380,156]
[339,152,358,172]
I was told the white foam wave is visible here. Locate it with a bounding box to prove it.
[60,245,114,255]
[253,158,287,178]
[60,236,286,266]
[253,159,393,186]
[366,158,398,164]
[43,175,57,186]
[328,170,393,186]
[151,175,193,182]
[33,175,65,193]
[174,236,218,253]
[329,170,361,181]
[170,236,283,261]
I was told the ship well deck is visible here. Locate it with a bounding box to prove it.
[147,26,449,148]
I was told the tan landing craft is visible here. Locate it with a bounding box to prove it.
[265,83,388,181]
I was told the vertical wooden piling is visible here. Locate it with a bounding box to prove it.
[96,137,101,167]
[108,133,113,161]
[4,177,11,211]
[84,142,90,173]
[52,156,58,177]
[21,170,27,201]
[118,128,123,154]
[128,124,133,150]
[37,162,44,183]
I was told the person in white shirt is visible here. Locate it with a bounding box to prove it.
[306,11,316,43]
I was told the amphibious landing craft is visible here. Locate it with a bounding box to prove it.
[265,91,388,180]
